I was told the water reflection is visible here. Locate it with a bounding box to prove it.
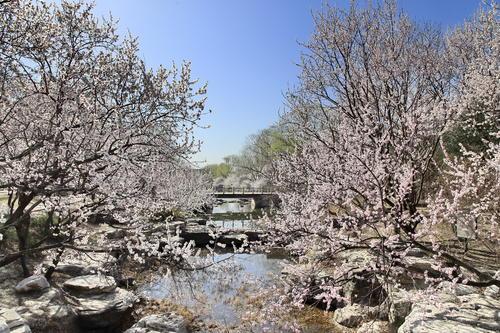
[139,253,284,325]
[212,199,253,214]
[140,199,287,329]
[207,220,256,230]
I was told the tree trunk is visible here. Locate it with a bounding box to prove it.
[15,211,31,277]
[14,192,33,277]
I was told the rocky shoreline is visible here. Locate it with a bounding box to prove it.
[1,246,499,333]
[284,248,500,333]
[1,222,499,333]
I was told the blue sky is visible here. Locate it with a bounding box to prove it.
[91,0,483,165]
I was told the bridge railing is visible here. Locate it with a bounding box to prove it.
[213,186,274,194]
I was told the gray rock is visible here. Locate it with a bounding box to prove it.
[438,281,478,296]
[388,289,413,325]
[398,293,500,333]
[14,275,49,294]
[10,326,31,333]
[15,288,76,332]
[124,313,188,333]
[388,288,459,326]
[336,250,387,306]
[220,232,248,246]
[0,309,31,333]
[54,264,99,277]
[357,320,390,333]
[71,287,138,329]
[0,319,8,333]
[334,303,386,328]
[185,217,207,226]
[63,275,116,295]
[333,304,366,328]
[484,285,499,298]
[403,256,442,276]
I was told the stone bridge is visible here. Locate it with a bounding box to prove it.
[212,186,279,208]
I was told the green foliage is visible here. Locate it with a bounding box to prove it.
[233,124,295,177]
[0,213,58,250]
[205,124,294,181]
[204,161,232,178]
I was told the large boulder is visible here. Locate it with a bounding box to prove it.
[336,250,387,306]
[15,288,76,332]
[398,293,500,333]
[388,289,414,326]
[438,281,478,296]
[43,248,117,277]
[0,319,8,333]
[333,304,366,328]
[63,275,116,295]
[333,304,386,328]
[70,287,138,330]
[61,274,137,330]
[53,264,99,277]
[357,320,390,333]
[14,275,49,294]
[484,285,499,298]
[0,309,31,333]
[124,313,188,333]
[400,255,444,280]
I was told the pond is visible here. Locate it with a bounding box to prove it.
[139,199,335,332]
[139,252,285,328]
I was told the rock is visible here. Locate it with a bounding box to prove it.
[0,320,8,333]
[357,320,390,333]
[0,309,31,333]
[398,293,500,333]
[54,264,98,277]
[42,248,116,276]
[71,287,138,329]
[220,232,248,246]
[389,288,459,326]
[14,275,49,294]
[484,285,499,298]
[337,250,387,306]
[185,217,207,226]
[333,304,366,328]
[0,309,26,329]
[438,281,478,296]
[15,288,76,332]
[10,326,31,333]
[343,276,386,306]
[388,289,413,326]
[124,313,188,333]
[63,275,116,295]
[334,304,386,328]
[403,256,443,277]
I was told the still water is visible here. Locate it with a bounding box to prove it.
[139,252,284,326]
[139,199,285,327]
